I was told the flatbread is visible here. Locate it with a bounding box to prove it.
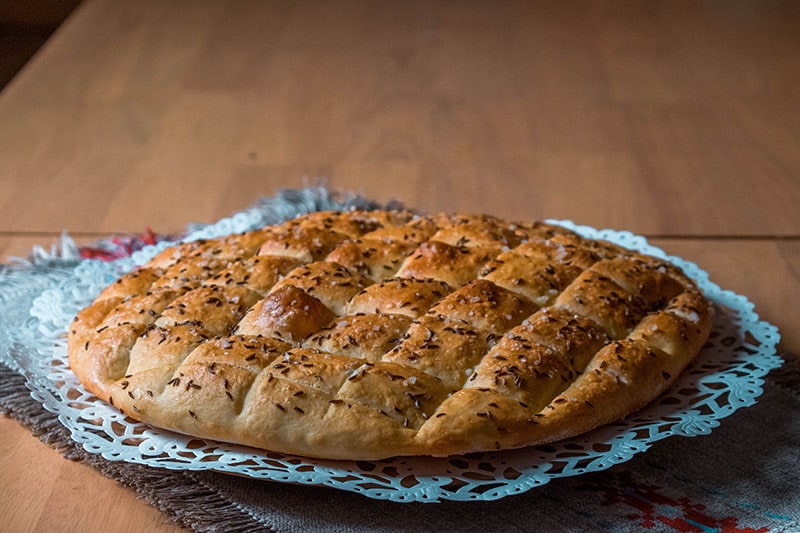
[68,210,712,460]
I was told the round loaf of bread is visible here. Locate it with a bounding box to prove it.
[68,210,712,460]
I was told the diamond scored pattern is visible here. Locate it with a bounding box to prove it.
[68,210,708,459]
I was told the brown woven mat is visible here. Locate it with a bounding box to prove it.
[2,189,799,532]
[3,356,799,532]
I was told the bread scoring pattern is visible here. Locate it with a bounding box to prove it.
[68,210,712,460]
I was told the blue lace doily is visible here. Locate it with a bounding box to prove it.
[4,206,782,502]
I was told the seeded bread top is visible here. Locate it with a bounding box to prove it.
[68,210,712,460]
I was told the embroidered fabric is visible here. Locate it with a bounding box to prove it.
[3,204,781,503]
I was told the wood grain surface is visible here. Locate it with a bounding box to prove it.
[1,1,798,531]
[1,0,799,236]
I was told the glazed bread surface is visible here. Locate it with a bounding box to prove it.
[68,210,712,460]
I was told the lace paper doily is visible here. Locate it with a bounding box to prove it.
[9,214,782,502]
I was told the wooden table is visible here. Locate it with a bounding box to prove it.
[1,1,798,531]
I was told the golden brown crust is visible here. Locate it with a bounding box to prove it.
[271,261,371,315]
[396,241,501,287]
[325,238,417,280]
[68,209,713,460]
[345,277,452,318]
[304,313,412,362]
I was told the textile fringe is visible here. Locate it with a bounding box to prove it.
[0,188,395,532]
[6,186,397,265]
[0,365,76,454]
[2,188,793,532]
[0,362,272,532]
[188,186,400,235]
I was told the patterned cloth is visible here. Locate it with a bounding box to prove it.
[1,189,797,532]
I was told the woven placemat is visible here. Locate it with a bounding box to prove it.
[3,358,799,532]
[2,189,799,532]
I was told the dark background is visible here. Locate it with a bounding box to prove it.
[0,1,82,89]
